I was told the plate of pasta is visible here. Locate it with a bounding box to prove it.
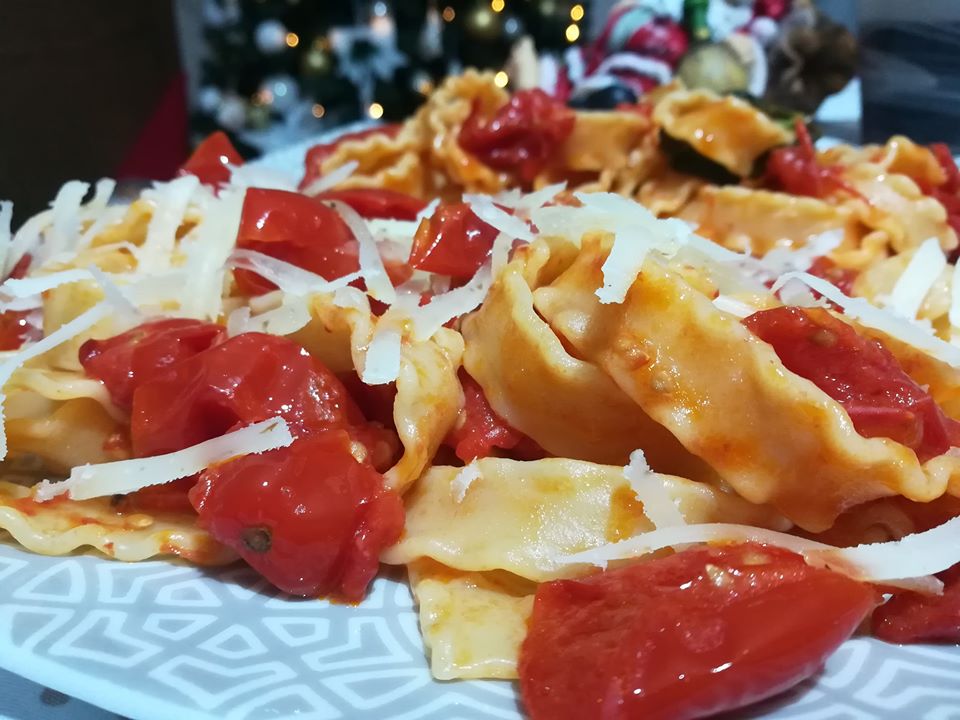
[3,71,960,720]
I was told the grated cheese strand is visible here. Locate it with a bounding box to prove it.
[34,417,294,502]
[301,159,358,197]
[0,201,12,275]
[884,237,946,320]
[451,461,482,503]
[463,194,534,241]
[228,248,361,297]
[558,521,943,594]
[625,449,685,528]
[139,175,200,271]
[328,200,397,304]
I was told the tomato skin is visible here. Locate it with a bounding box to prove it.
[458,89,576,183]
[180,131,243,187]
[743,306,960,461]
[446,370,544,462]
[807,256,858,296]
[234,188,359,295]
[519,543,876,720]
[919,143,960,244]
[316,188,427,221]
[299,124,402,190]
[189,430,404,600]
[408,203,498,279]
[131,332,367,457]
[873,563,960,643]
[763,120,862,200]
[79,319,225,410]
[0,254,38,351]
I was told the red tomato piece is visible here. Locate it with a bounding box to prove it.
[764,119,864,200]
[189,429,404,600]
[807,256,858,296]
[234,188,359,295]
[874,563,960,643]
[130,332,369,457]
[316,188,427,221]
[408,203,498,279]
[519,543,876,720]
[919,143,960,244]
[445,370,544,462]
[0,254,39,351]
[299,124,402,190]
[743,306,960,461]
[179,131,243,187]
[79,318,225,410]
[114,477,197,515]
[459,89,576,183]
[0,311,39,351]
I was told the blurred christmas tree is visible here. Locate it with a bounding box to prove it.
[195,0,588,155]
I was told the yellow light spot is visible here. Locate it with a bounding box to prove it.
[565,23,580,43]
[491,0,505,11]
[368,102,384,120]
[442,6,455,21]
[570,4,584,21]
[311,103,325,118]
[494,71,509,88]
[285,32,299,48]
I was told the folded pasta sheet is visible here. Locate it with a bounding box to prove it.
[533,234,960,531]
[0,480,234,564]
[383,457,786,580]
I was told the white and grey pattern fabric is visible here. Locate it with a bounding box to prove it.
[2,540,960,720]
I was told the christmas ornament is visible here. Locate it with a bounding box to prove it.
[216,94,247,131]
[254,19,289,54]
[330,25,406,112]
[676,40,750,93]
[258,74,300,113]
[198,86,222,115]
[202,0,239,28]
[569,76,639,110]
[764,1,857,113]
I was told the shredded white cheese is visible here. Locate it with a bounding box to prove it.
[884,237,946,320]
[712,295,760,318]
[760,229,844,277]
[138,176,200,271]
[328,200,397,304]
[34,417,294,502]
[228,248,361,296]
[625,449,685,528]
[0,201,12,275]
[773,271,960,367]
[0,268,93,298]
[43,181,90,264]
[451,461,482,503]
[558,521,944,594]
[301,159,359,197]
[409,263,493,342]
[362,324,402,385]
[462,194,534,242]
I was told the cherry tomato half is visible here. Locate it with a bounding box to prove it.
[234,188,358,295]
[408,203,498,279]
[179,131,243,187]
[743,306,960,461]
[445,370,544,462]
[459,89,576,183]
[763,119,863,200]
[299,124,402,190]
[519,543,876,720]
[79,318,225,410]
[0,254,39,351]
[874,563,960,643]
[316,188,427,221]
[190,429,404,601]
[130,332,370,457]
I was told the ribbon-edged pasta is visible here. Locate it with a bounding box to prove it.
[533,234,960,531]
[383,457,787,581]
